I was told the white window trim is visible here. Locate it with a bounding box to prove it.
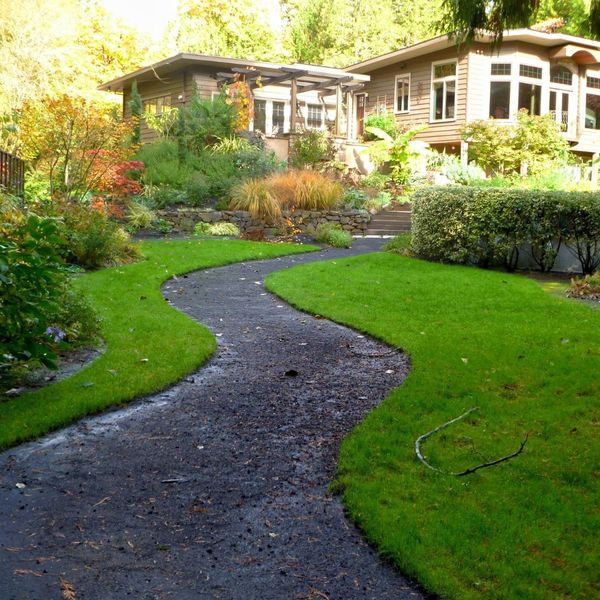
[305,102,325,130]
[394,73,411,114]
[489,61,513,120]
[250,97,290,136]
[584,70,600,131]
[430,59,458,123]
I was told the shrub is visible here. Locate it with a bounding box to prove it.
[289,129,336,169]
[383,233,412,254]
[136,140,193,188]
[153,218,173,234]
[411,186,600,273]
[361,171,390,191]
[0,211,67,372]
[194,151,239,198]
[230,179,282,222]
[462,110,571,176]
[127,201,156,231]
[568,271,600,298]
[313,222,352,248]
[53,287,101,346]
[206,221,240,237]
[363,113,398,141]
[150,186,188,208]
[47,202,140,269]
[343,187,369,209]
[185,172,211,206]
[193,221,211,235]
[178,91,238,151]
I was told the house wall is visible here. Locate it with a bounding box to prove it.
[356,47,469,147]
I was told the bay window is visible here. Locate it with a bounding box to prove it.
[517,64,542,115]
[489,63,511,119]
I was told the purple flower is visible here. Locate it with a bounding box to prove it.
[46,327,66,343]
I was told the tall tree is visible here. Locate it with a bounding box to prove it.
[439,0,600,44]
[168,0,284,61]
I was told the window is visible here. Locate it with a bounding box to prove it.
[491,63,511,76]
[144,95,171,115]
[254,99,266,132]
[551,66,573,86]
[517,64,542,115]
[395,74,410,113]
[431,61,457,121]
[307,104,323,128]
[586,75,600,129]
[489,63,512,119]
[272,101,285,133]
[519,64,542,79]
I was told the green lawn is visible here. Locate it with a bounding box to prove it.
[0,239,313,450]
[266,253,599,600]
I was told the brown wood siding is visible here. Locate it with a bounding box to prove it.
[360,47,469,145]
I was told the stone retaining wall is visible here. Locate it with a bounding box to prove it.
[157,207,371,236]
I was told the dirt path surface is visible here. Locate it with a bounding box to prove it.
[0,240,423,600]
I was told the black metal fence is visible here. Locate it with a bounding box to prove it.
[0,149,25,197]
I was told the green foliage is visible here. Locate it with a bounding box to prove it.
[143,106,180,140]
[0,211,66,372]
[24,171,52,203]
[178,91,238,152]
[363,113,398,141]
[289,130,336,169]
[411,186,600,273]
[128,80,143,145]
[127,201,156,231]
[462,110,571,176]
[194,220,240,237]
[366,124,428,184]
[185,172,211,206]
[427,151,487,185]
[343,187,369,208]
[152,218,173,234]
[194,151,239,197]
[439,0,600,44]
[53,287,101,346]
[360,171,391,191]
[313,222,352,247]
[45,202,140,269]
[135,140,194,188]
[383,232,412,253]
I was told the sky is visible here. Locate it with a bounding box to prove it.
[100,0,179,40]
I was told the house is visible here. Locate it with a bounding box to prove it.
[347,29,600,161]
[98,54,369,161]
[99,29,600,166]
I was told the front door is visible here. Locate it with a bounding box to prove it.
[355,94,365,138]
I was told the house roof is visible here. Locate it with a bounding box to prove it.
[346,29,600,73]
[99,53,369,93]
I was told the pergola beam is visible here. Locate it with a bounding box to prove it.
[298,75,352,95]
[250,69,309,90]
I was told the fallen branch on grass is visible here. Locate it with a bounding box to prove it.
[415,407,528,476]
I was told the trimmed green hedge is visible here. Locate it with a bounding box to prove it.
[412,186,600,273]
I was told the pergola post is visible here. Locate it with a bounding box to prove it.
[290,79,298,132]
[335,84,343,137]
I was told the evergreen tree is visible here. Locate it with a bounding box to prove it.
[128,80,143,145]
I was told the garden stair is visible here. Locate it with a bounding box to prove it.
[365,204,411,236]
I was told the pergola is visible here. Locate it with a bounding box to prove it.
[215,64,367,136]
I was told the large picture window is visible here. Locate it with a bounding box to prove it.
[517,64,542,115]
[144,95,171,115]
[395,74,410,113]
[431,61,457,121]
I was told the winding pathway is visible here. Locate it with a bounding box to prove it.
[0,240,423,600]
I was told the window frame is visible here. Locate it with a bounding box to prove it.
[489,62,512,119]
[584,69,600,131]
[394,73,411,114]
[143,94,171,116]
[430,59,458,123]
[306,103,324,129]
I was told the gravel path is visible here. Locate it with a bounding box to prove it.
[0,240,423,600]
